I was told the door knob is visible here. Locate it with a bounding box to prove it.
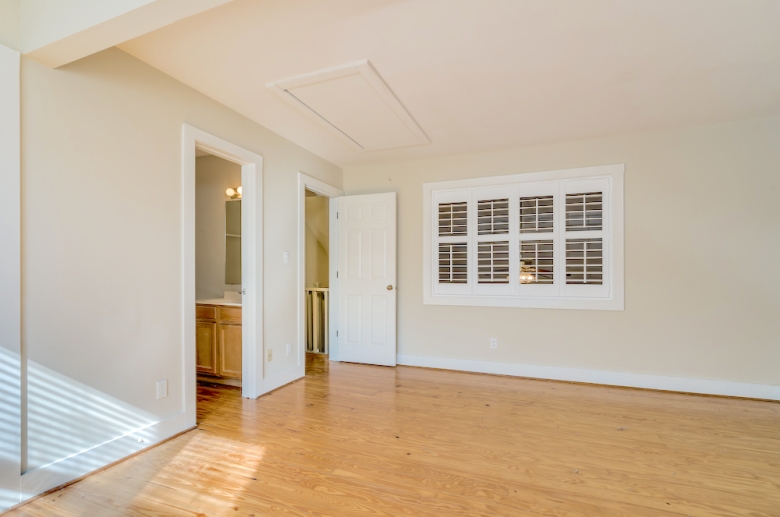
[387,285,394,290]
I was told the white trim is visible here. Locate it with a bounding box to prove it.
[297,173,343,368]
[182,125,263,404]
[397,355,780,401]
[423,164,624,310]
[0,43,21,513]
[20,412,191,500]
[260,366,305,395]
[328,199,339,361]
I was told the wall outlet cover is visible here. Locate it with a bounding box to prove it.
[267,349,273,361]
[285,343,291,356]
[156,379,168,399]
[489,338,498,349]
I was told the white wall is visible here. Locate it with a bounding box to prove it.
[304,195,329,288]
[17,47,341,505]
[195,154,241,299]
[343,117,780,389]
[0,41,21,510]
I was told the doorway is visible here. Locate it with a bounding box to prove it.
[304,188,329,356]
[297,175,399,370]
[297,173,342,370]
[194,151,244,389]
[182,125,263,427]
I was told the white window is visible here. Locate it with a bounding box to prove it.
[424,164,624,310]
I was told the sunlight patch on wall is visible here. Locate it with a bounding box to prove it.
[26,360,157,472]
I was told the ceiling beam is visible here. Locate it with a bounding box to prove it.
[21,0,234,68]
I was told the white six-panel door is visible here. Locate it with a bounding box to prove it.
[337,192,397,366]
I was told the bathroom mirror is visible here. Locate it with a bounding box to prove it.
[225,199,241,284]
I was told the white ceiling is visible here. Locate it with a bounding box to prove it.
[119,0,780,168]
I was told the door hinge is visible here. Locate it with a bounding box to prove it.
[336,271,339,278]
[336,330,339,337]
[336,212,339,219]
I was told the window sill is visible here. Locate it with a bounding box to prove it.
[423,294,624,311]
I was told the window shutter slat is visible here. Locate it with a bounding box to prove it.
[565,192,603,231]
[477,241,509,283]
[520,240,554,284]
[438,202,468,236]
[520,195,554,233]
[439,242,468,283]
[477,199,509,235]
[566,238,603,284]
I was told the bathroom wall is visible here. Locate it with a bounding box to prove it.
[195,154,242,299]
[305,194,329,288]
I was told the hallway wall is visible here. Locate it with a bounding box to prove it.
[17,47,342,504]
[305,195,329,288]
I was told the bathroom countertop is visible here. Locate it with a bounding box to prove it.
[196,298,242,307]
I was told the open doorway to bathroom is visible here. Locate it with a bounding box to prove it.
[194,150,244,390]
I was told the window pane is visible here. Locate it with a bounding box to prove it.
[565,192,602,231]
[477,241,509,283]
[439,242,468,283]
[439,202,468,236]
[519,195,553,233]
[477,198,509,235]
[520,240,554,284]
[566,238,603,284]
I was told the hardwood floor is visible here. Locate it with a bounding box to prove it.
[9,355,780,516]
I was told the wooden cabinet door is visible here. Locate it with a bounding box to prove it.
[196,321,218,375]
[219,325,242,379]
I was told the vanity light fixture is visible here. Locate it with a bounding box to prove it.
[226,186,242,199]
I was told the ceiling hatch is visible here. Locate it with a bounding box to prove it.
[267,60,429,152]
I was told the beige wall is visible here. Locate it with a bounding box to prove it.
[195,154,242,299]
[21,48,342,471]
[0,0,20,51]
[305,195,329,288]
[344,117,780,386]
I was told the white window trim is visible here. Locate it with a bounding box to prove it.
[423,164,624,311]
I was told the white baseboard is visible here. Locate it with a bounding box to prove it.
[20,411,191,501]
[260,366,304,396]
[397,354,780,401]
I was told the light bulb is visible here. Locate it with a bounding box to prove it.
[226,188,236,197]
[237,186,242,196]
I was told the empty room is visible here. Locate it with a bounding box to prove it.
[0,1,778,516]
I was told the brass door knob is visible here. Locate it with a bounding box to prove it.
[387,285,394,290]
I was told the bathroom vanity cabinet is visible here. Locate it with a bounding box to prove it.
[196,304,242,382]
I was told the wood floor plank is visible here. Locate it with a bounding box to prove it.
[7,354,780,517]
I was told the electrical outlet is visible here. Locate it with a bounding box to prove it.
[156,379,168,399]
[283,251,290,264]
[489,338,498,349]
[285,343,291,356]
[267,349,273,362]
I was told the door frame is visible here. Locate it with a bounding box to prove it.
[297,173,343,365]
[182,125,263,418]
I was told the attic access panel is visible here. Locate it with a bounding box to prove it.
[268,60,429,152]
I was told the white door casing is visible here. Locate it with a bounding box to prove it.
[337,193,397,366]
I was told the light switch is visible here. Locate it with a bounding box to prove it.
[283,251,290,264]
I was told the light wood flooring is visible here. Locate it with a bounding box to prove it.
[8,354,780,516]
